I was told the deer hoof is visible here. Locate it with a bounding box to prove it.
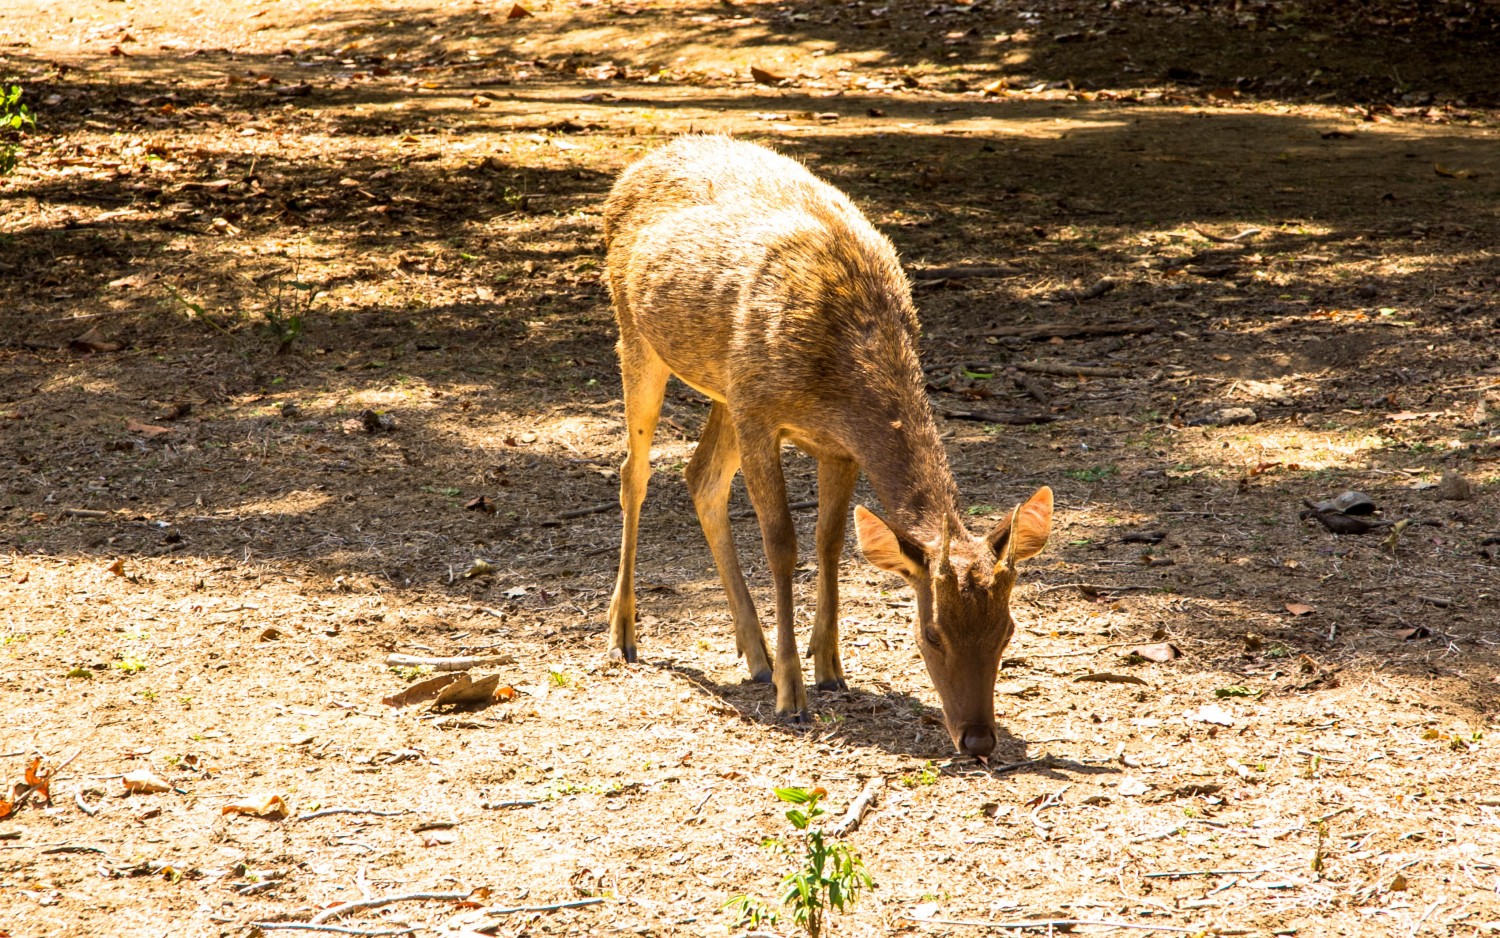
[781,709,810,725]
[815,677,849,692]
[608,645,638,664]
[748,668,773,685]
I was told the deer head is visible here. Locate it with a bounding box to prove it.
[854,486,1054,759]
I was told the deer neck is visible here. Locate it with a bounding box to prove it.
[852,406,962,547]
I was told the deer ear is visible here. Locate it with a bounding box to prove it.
[989,486,1053,568]
[855,506,925,578]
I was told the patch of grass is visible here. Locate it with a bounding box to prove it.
[900,761,939,788]
[1065,465,1119,483]
[113,657,147,674]
[390,664,433,681]
[0,84,35,176]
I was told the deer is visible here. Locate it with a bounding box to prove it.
[601,135,1053,759]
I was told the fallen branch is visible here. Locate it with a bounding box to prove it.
[829,777,884,837]
[311,890,475,925]
[484,897,606,916]
[60,508,111,519]
[942,410,1058,426]
[907,914,1192,932]
[1016,362,1127,379]
[384,653,515,671]
[980,321,1154,341]
[1051,278,1117,303]
[297,808,412,822]
[910,265,1021,281]
[250,925,415,937]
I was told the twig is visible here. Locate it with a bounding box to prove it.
[297,808,413,822]
[74,790,100,817]
[61,508,111,519]
[249,925,415,936]
[1015,362,1128,378]
[1143,868,1277,879]
[906,914,1192,932]
[311,890,474,924]
[731,498,818,521]
[384,653,515,671]
[942,410,1059,426]
[1051,278,1117,303]
[829,777,884,837]
[1014,374,1051,404]
[1191,225,1261,243]
[981,321,1154,341]
[1036,583,1155,596]
[554,502,617,521]
[909,265,1021,281]
[1314,805,1355,824]
[484,897,606,916]
[986,757,1048,775]
[481,799,540,810]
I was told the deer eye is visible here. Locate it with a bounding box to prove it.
[921,625,942,647]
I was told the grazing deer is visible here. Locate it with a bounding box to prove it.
[602,136,1053,758]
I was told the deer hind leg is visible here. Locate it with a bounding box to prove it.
[605,330,670,663]
[685,403,772,684]
[810,457,858,692]
[735,422,806,721]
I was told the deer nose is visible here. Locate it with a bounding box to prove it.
[959,726,996,758]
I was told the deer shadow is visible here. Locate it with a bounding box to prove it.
[655,657,1117,782]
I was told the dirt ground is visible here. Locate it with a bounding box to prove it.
[3,0,1500,936]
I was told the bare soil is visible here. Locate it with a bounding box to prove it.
[3,1,1500,936]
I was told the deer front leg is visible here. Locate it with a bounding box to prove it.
[810,457,858,692]
[605,337,670,663]
[736,426,806,721]
[686,403,772,684]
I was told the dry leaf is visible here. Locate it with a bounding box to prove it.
[1118,776,1149,797]
[23,757,50,804]
[1118,642,1179,663]
[126,420,173,436]
[433,673,501,708]
[222,793,289,818]
[123,770,171,794]
[750,66,783,85]
[70,327,123,354]
[382,672,463,708]
[1285,602,1315,616]
[1434,163,1473,179]
[105,558,126,577]
[506,3,532,18]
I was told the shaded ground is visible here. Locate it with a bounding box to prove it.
[3,0,1500,936]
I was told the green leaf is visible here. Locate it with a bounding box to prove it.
[775,786,814,804]
[1214,685,1259,698]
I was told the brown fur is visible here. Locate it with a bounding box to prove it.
[602,136,1053,756]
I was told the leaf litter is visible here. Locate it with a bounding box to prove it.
[2,0,1499,935]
